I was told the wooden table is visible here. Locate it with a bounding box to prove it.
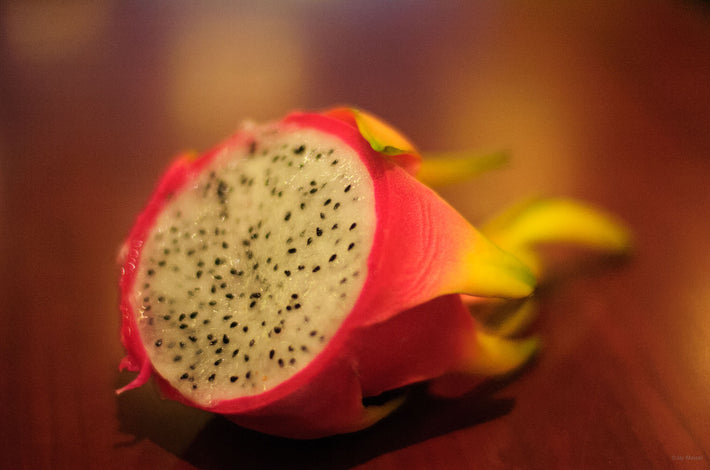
[2,2,709,468]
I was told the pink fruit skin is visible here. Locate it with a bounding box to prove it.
[119,110,485,438]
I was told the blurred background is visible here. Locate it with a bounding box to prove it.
[2,1,710,468]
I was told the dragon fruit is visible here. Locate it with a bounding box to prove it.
[118,107,630,438]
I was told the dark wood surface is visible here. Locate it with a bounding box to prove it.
[2,2,710,468]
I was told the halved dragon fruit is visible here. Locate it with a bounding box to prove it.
[118,107,630,438]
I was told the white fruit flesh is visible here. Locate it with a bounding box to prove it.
[132,126,376,406]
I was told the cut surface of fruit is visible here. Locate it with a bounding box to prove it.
[132,126,376,406]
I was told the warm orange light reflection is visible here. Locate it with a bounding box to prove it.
[166,10,308,140]
[4,2,111,63]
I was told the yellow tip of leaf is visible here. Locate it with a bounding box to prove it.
[483,197,633,257]
[416,150,510,186]
[350,108,417,156]
[443,230,537,299]
[465,330,540,377]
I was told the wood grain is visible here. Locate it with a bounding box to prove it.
[2,1,709,468]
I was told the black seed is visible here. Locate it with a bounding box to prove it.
[312,266,321,272]
[147,269,154,276]
[188,336,197,342]
[190,311,198,319]
[316,228,323,236]
[334,202,340,209]
[222,241,229,249]
[157,296,165,303]
[294,145,305,154]
[173,355,182,362]
[332,223,338,230]
[294,303,301,309]
[163,315,171,320]
[214,359,223,366]
[289,358,296,365]
[332,159,338,165]
[158,260,166,267]
[230,376,239,382]
[209,301,217,306]
[291,294,299,299]
[222,334,230,344]
[301,345,308,352]
[310,330,317,337]
[284,211,292,221]
[287,248,297,254]
[226,293,234,299]
[274,327,282,334]
[344,184,351,193]
[249,339,255,347]
[243,326,249,332]
[286,306,292,311]
[215,258,222,265]
[298,265,305,271]
[230,322,238,328]
[220,283,227,289]
[324,198,331,206]
[179,324,187,329]
[215,347,223,354]
[232,349,239,357]
[269,350,275,359]
[278,359,284,367]
[208,374,216,382]
[329,254,337,262]
[155,339,163,347]
[180,373,188,380]
[179,313,186,321]
[307,237,313,245]
[284,270,291,276]
[310,188,318,194]
[203,319,210,325]
[348,243,355,250]
[300,202,306,210]
[249,301,256,308]
[350,223,357,230]
[246,371,252,379]
[250,293,261,299]
[320,212,326,219]
[244,355,250,362]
